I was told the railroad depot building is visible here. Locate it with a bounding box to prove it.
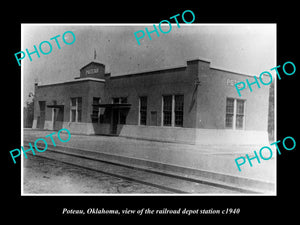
[32,58,270,145]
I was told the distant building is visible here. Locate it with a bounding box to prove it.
[32,58,270,145]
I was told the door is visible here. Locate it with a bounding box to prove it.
[38,101,46,129]
[53,107,64,131]
[111,109,119,134]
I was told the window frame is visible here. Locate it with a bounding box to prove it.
[162,94,184,127]
[174,95,184,127]
[225,98,235,128]
[139,96,147,126]
[92,97,101,123]
[70,97,82,123]
[235,99,245,130]
[162,95,173,126]
[225,97,246,130]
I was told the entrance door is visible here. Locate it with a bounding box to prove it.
[111,109,119,134]
[53,107,64,131]
[38,101,46,129]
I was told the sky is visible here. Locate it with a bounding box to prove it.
[22,24,276,103]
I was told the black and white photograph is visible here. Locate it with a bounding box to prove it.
[21,24,276,195]
[4,5,298,220]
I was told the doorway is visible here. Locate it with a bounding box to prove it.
[37,101,46,129]
[52,107,64,131]
[111,109,119,134]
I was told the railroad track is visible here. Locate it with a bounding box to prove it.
[22,141,267,194]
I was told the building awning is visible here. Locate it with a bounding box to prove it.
[92,103,131,109]
[47,104,64,108]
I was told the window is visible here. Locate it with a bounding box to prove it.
[71,110,76,122]
[70,97,82,122]
[120,97,127,104]
[112,97,127,104]
[139,96,147,125]
[225,98,234,128]
[71,98,76,122]
[92,97,101,123]
[71,98,76,107]
[163,95,172,126]
[225,98,245,129]
[163,95,184,127]
[175,95,184,127]
[77,97,82,122]
[113,98,119,104]
[236,99,245,129]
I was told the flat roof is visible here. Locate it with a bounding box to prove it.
[111,58,255,79]
[111,65,187,79]
[36,77,105,87]
[37,58,256,88]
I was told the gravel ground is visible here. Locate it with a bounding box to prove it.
[23,156,170,194]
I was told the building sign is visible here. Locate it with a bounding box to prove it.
[86,68,99,75]
[226,78,243,88]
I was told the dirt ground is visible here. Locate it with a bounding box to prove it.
[23,156,170,194]
[23,129,276,183]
